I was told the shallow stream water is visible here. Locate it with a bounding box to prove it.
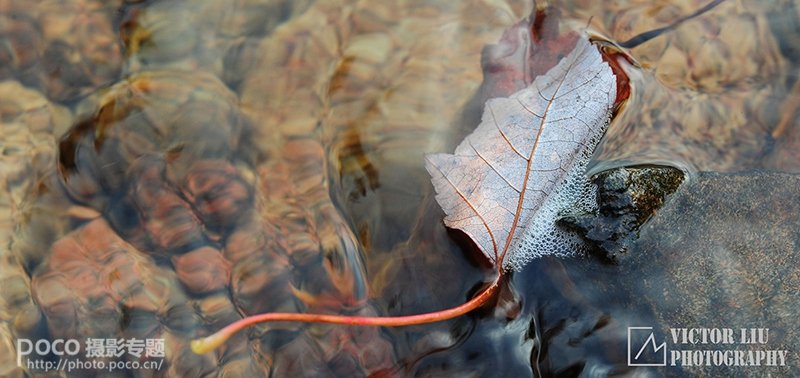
[1,0,799,377]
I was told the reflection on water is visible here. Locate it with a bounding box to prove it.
[1,0,799,376]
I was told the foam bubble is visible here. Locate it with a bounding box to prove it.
[504,120,607,271]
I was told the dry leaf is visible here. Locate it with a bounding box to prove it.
[425,36,616,271]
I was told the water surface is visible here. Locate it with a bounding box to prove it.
[1,0,799,376]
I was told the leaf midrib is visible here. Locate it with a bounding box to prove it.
[496,46,584,266]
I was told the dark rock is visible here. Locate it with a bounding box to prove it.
[622,171,800,377]
[558,166,684,261]
[510,171,800,377]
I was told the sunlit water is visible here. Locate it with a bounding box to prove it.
[1,0,799,376]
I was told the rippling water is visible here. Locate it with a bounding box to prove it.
[1,0,799,377]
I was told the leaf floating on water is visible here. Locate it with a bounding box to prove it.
[191,36,618,357]
[425,36,616,271]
